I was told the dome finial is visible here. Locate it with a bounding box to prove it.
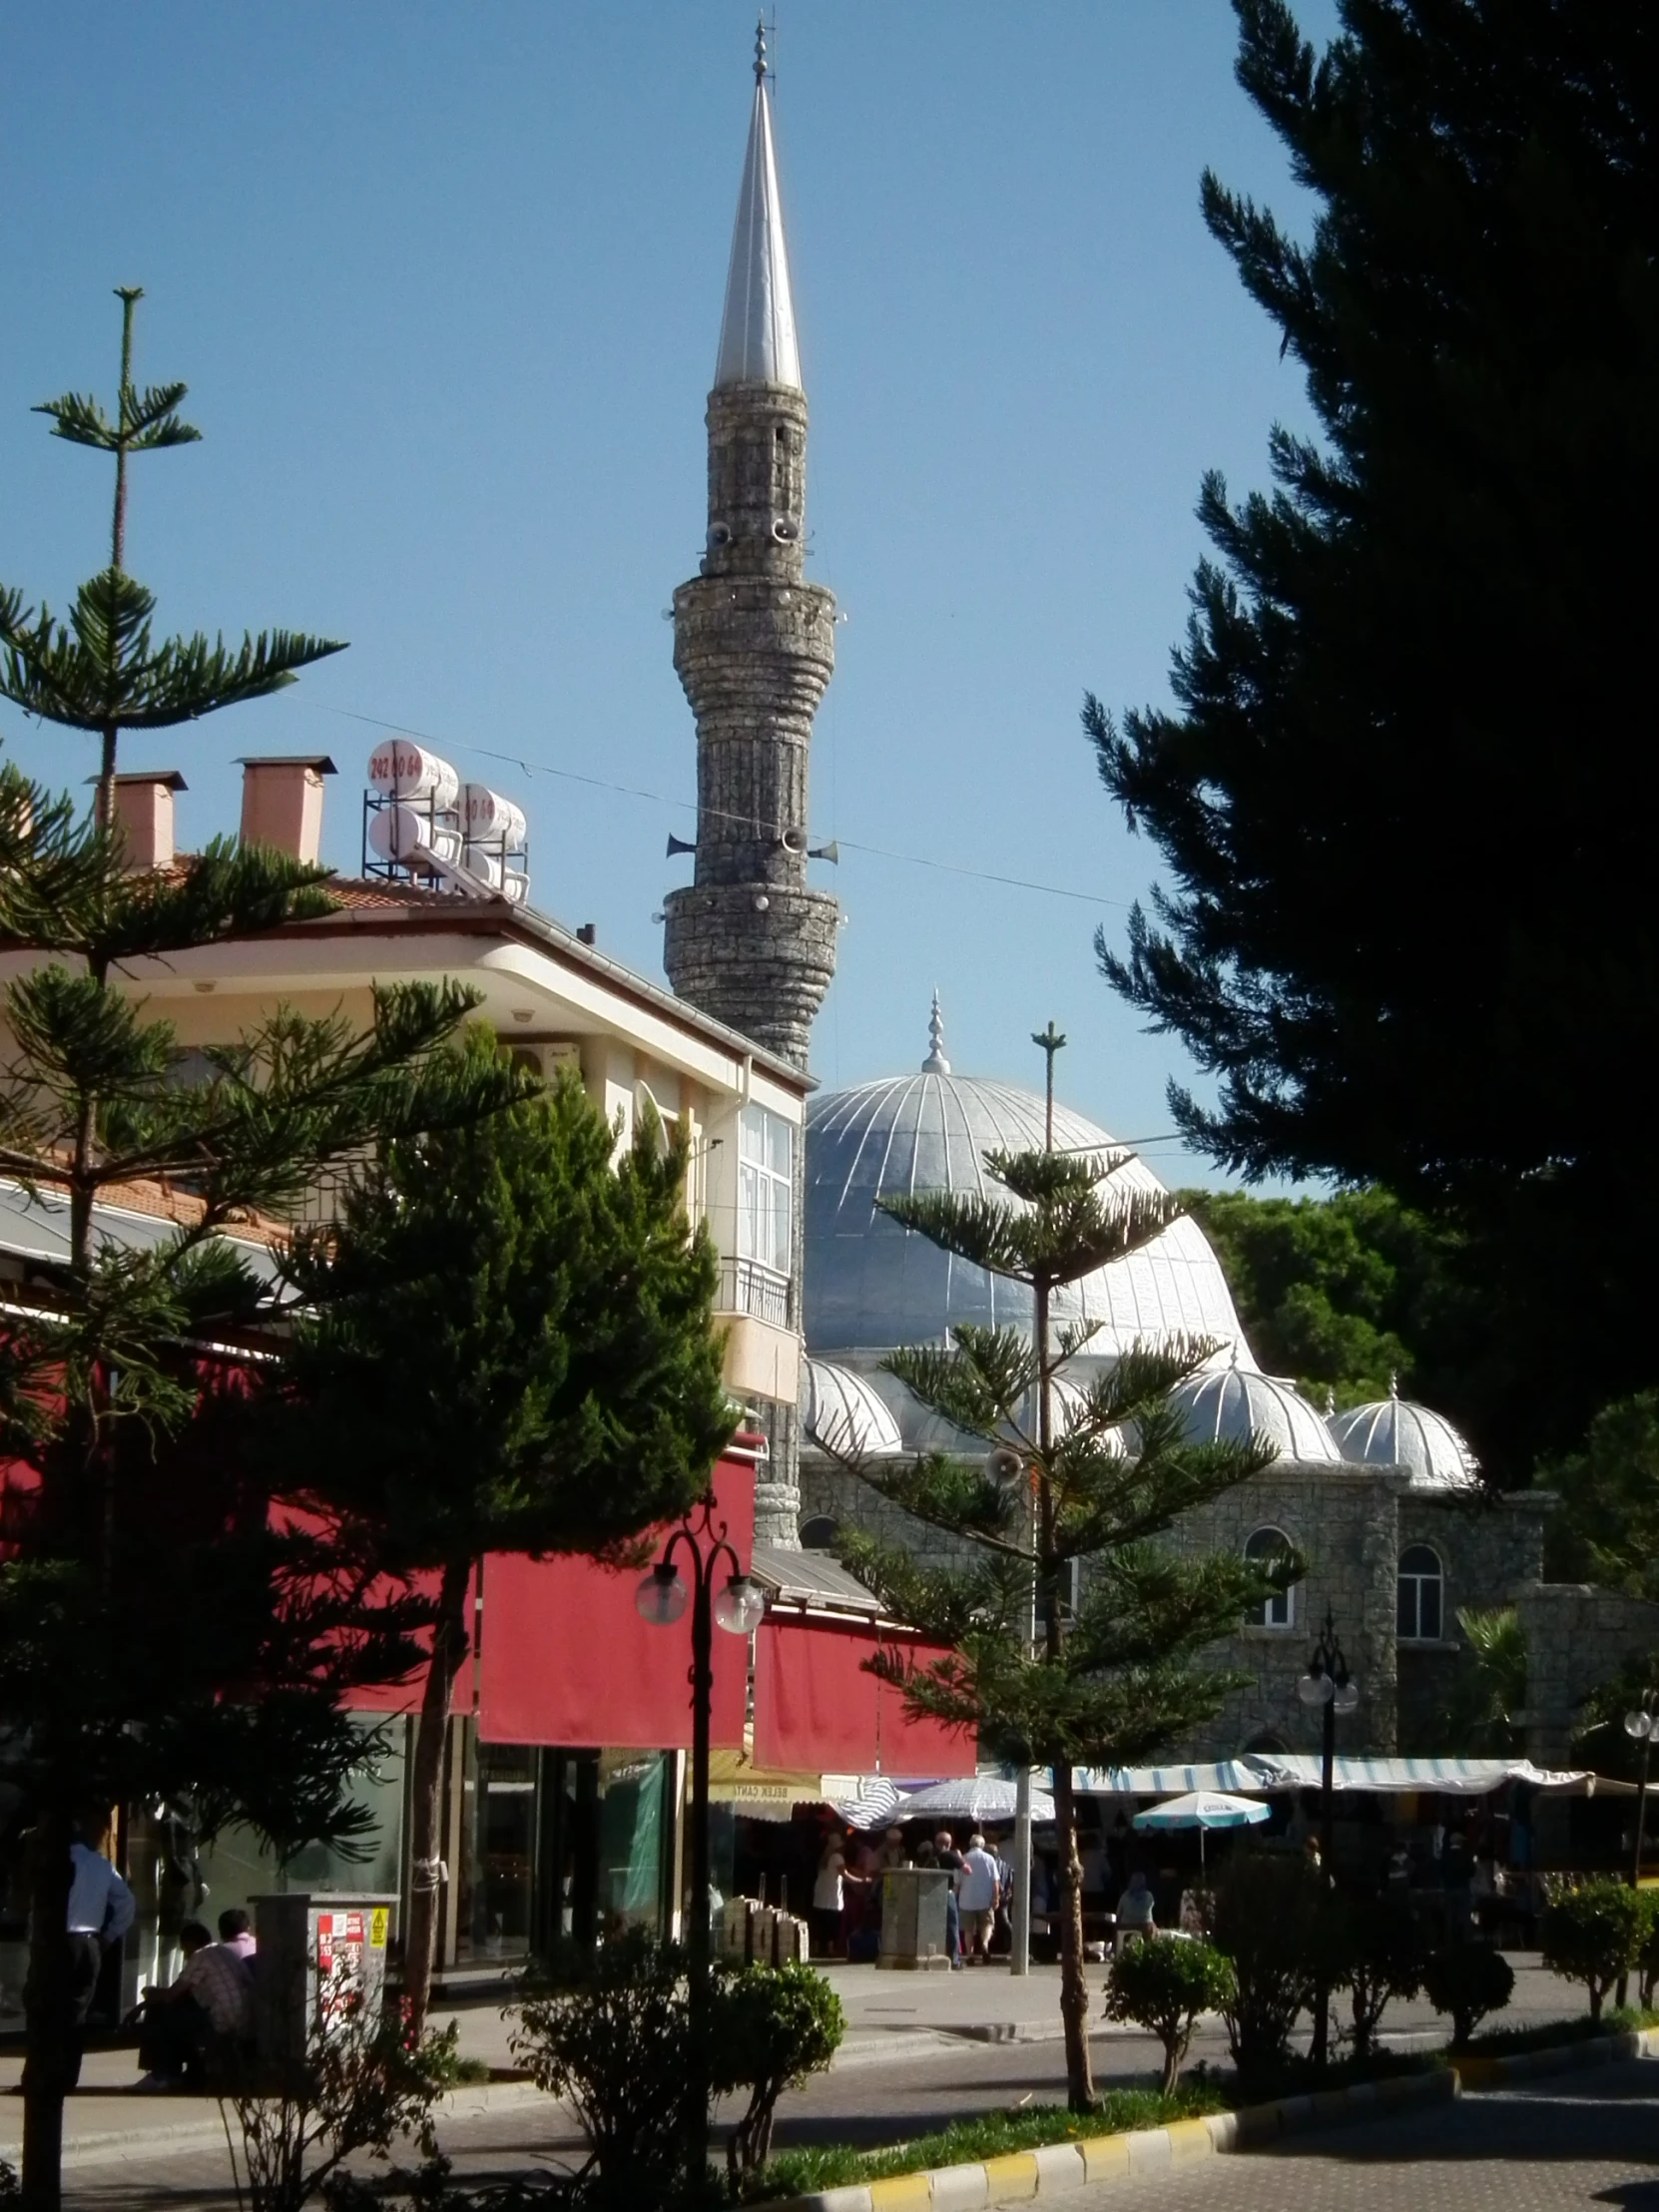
[921,988,951,1074]
[1388,1370,1399,1399]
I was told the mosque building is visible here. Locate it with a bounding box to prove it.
[791,1001,1549,1762]
[646,30,1659,1849]
[654,33,1648,1788]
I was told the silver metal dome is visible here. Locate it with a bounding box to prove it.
[804,1065,1250,1359]
[802,1359,904,1458]
[1170,1366,1341,1464]
[1329,1386,1480,1491]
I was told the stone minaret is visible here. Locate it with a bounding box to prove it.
[662,26,838,1069]
[664,29,837,1546]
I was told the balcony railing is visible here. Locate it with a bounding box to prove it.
[717,1256,793,1329]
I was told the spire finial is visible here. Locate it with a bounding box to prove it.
[921,989,951,1075]
[754,14,768,85]
[1388,1370,1399,1399]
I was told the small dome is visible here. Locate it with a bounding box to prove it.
[1170,1367,1341,1464]
[1330,1388,1479,1491]
[802,1360,904,1458]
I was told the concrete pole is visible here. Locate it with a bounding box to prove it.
[1011,1766,1032,1974]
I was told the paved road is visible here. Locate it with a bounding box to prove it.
[1093,2060,1659,2211]
[55,2054,1659,2209]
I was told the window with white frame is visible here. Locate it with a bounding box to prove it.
[738,1104,792,1278]
[1244,1527,1297,1628]
[1396,1544,1444,1641]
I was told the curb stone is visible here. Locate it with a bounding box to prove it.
[1453,2022,1659,2090]
[748,2068,1459,2210]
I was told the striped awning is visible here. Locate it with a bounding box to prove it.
[1072,1755,1611,1797]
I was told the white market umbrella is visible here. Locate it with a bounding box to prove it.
[1133,1789,1270,1871]
[893,1776,1056,1827]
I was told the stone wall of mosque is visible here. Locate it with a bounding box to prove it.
[1166,1462,1405,1759]
[800,1445,1616,1776]
[1393,1490,1553,1751]
[1516,1582,1659,1768]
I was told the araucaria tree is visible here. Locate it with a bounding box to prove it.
[1085,2,1659,1479]
[830,1124,1287,2111]
[0,297,505,2212]
[280,1042,736,2030]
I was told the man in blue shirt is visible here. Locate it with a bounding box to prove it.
[63,1815,136,2085]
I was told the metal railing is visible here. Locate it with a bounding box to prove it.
[716,1256,793,1328]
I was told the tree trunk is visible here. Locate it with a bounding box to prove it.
[21,1802,75,2212]
[1050,1760,1096,2112]
[401,1559,470,2035]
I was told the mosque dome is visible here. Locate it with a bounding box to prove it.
[803,1000,1251,1362]
[1329,1385,1480,1491]
[1169,1365,1341,1465]
[802,1359,904,1458]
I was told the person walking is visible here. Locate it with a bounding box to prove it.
[957,1833,1000,1962]
[933,1831,966,1969]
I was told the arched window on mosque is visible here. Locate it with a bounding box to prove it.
[1397,1544,1444,1641]
[1244,1527,1297,1629]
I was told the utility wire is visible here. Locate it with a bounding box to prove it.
[322,705,1133,912]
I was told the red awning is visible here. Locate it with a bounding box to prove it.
[476,1458,754,1751]
[754,1616,977,1778]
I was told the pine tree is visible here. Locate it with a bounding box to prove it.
[827,1038,1290,2111]
[278,1039,736,2030]
[0,286,341,829]
[0,293,513,2212]
[1085,1,1659,1476]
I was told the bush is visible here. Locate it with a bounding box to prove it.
[1420,1943,1514,2048]
[1336,1896,1427,2059]
[710,1962,844,2184]
[510,1932,692,2210]
[1104,1936,1237,2094]
[1540,1880,1650,2021]
[219,1986,455,2212]
[1208,1852,1335,2084]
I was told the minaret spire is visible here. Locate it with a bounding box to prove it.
[715,22,801,393]
[662,32,838,1072]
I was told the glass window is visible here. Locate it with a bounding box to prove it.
[1397,1544,1443,1641]
[738,1105,792,1276]
[1244,1527,1296,1629]
[454,1738,540,1962]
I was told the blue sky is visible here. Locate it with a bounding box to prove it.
[0,2,1339,1186]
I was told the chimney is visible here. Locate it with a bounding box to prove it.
[238,756,336,865]
[109,771,187,870]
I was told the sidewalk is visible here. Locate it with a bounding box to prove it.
[0,1950,1581,2176]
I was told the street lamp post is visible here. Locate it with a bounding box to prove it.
[1624,1694,1657,1888]
[637,1493,767,2189]
[1614,1692,1658,2007]
[1297,1607,1359,2070]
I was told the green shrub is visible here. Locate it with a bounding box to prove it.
[1336,1896,1427,2059]
[510,1931,691,2209]
[1636,1890,1659,2007]
[1420,1943,1514,2048]
[1208,1852,1335,2083]
[1104,1936,1237,2094]
[710,1961,845,2184]
[1540,1880,1649,2021]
